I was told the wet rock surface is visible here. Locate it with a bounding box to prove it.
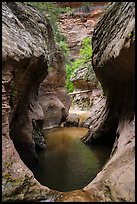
[82,2,135,202]
[2,2,135,202]
[64,113,79,127]
[2,2,69,201]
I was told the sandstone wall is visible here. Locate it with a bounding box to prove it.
[2,2,70,201]
[58,2,108,111]
[82,2,135,201]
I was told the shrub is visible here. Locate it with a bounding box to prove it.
[27,3,94,93]
[66,37,93,92]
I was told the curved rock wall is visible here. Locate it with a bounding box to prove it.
[82,2,135,202]
[38,54,70,129]
[2,2,135,202]
[2,2,70,201]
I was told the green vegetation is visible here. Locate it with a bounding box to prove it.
[127,31,134,38]
[28,2,72,45]
[58,40,70,61]
[66,37,93,92]
[28,2,71,64]
[27,2,94,93]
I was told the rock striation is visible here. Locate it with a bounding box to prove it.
[2,2,70,201]
[82,2,135,202]
[58,2,108,111]
[2,2,135,202]
[58,2,108,60]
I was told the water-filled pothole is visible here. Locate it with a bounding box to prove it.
[32,127,112,192]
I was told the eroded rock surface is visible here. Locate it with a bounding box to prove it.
[82,2,135,202]
[70,66,101,111]
[38,62,70,129]
[58,2,107,111]
[58,2,108,60]
[2,2,70,201]
[2,2,135,202]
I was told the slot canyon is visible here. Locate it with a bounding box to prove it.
[2,2,135,202]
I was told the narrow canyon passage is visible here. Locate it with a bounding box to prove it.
[2,2,135,202]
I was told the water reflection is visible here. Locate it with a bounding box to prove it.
[32,127,112,192]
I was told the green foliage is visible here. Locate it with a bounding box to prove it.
[57,40,70,61]
[66,37,93,92]
[127,31,134,40]
[79,37,92,63]
[66,61,81,93]
[27,3,94,93]
[28,3,59,37]
[65,68,74,93]
[28,2,71,44]
[28,2,71,62]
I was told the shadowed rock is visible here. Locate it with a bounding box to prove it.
[82,2,135,202]
[2,2,70,201]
